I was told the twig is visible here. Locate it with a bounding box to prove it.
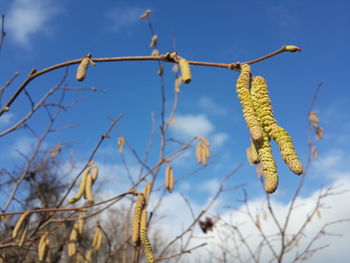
[0,46,298,117]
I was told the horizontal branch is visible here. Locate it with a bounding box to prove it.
[0,45,299,117]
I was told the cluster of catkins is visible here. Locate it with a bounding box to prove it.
[236,63,303,193]
[132,193,154,263]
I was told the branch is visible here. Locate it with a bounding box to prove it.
[0,46,300,117]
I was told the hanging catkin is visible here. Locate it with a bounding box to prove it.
[38,232,49,262]
[257,132,278,193]
[68,169,89,204]
[140,209,155,263]
[178,58,192,83]
[236,64,262,142]
[251,76,303,175]
[12,211,30,238]
[132,193,145,246]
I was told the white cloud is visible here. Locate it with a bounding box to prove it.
[202,176,350,263]
[105,7,144,32]
[0,112,14,128]
[7,0,61,46]
[11,136,36,157]
[211,132,229,147]
[198,178,220,195]
[170,114,214,139]
[199,97,228,116]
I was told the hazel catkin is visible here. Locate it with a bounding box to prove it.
[12,211,30,239]
[140,209,155,263]
[165,165,174,193]
[132,193,145,246]
[38,232,49,262]
[236,64,262,142]
[68,169,89,204]
[178,58,192,84]
[246,140,260,165]
[257,132,278,193]
[76,57,90,81]
[251,76,303,175]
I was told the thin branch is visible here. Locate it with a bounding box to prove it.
[0,46,298,117]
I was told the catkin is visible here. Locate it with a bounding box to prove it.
[92,226,102,250]
[236,64,262,142]
[69,169,89,204]
[68,223,79,257]
[178,58,192,84]
[270,125,303,175]
[257,132,278,193]
[84,173,94,203]
[246,140,260,165]
[38,232,49,262]
[151,49,159,56]
[197,136,210,147]
[196,142,203,164]
[91,165,98,181]
[140,209,155,263]
[251,76,303,175]
[78,214,84,235]
[149,35,158,48]
[12,211,30,238]
[143,182,152,203]
[76,57,90,81]
[118,136,125,153]
[165,165,174,193]
[18,224,28,247]
[132,193,145,246]
[284,45,301,52]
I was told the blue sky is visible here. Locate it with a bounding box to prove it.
[0,0,350,261]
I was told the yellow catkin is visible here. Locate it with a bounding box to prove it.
[284,45,301,52]
[118,136,125,153]
[140,209,154,263]
[92,225,102,250]
[76,57,90,81]
[151,49,159,56]
[12,210,30,238]
[143,182,152,203]
[251,76,303,175]
[140,9,151,19]
[246,140,260,165]
[195,142,203,164]
[236,64,262,142]
[68,223,79,257]
[178,58,192,84]
[18,224,28,247]
[78,214,84,235]
[84,173,94,203]
[197,136,210,146]
[165,166,174,193]
[38,232,49,262]
[257,132,278,193]
[149,35,158,48]
[69,169,89,204]
[91,165,98,181]
[50,143,62,158]
[132,193,145,246]
[94,228,102,251]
